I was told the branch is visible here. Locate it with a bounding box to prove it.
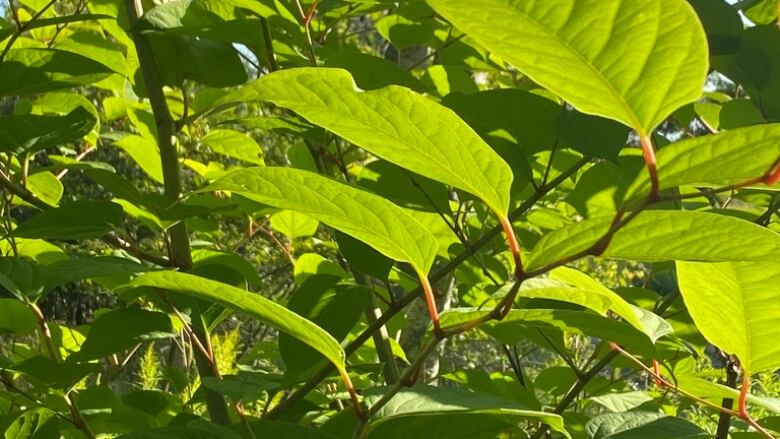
[263,158,590,419]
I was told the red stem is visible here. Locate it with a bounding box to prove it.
[499,215,523,277]
[338,367,365,421]
[764,158,780,185]
[418,273,442,336]
[639,135,659,198]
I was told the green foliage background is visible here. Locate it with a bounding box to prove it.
[1,0,780,438]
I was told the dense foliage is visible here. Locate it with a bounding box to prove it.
[1,0,780,438]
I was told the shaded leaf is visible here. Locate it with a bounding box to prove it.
[11,200,123,240]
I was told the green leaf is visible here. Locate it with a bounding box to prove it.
[73,309,177,361]
[677,261,780,375]
[323,50,426,92]
[362,385,571,438]
[0,48,112,96]
[200,167,438,274]
[427,0,709,134]
[4,408,60,439]
[688,0,743,56]
[234,421,337,439]
[200,129,264,166]
[270,210,319,239]
[713,26,780,121]
[674,373,780,414]
[524,268,671,341]
[526,210,780,272]
[225,68,514,216]
[146,34,248,88]
[586,412,708,438]
[44,256,150,292]
[114,134,164,183]
[628,123,780,199]
[21,172,63,207]
[11,200,123,240]
[0,107,97,155]
[442,308,659,358]
[280,281,371,379]
[128,271,348,374]
[0,299,37,335]
[589,391,653,413]
[7,356,99,389]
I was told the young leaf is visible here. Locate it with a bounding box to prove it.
[627,123,780,198]
[129,271,348,374]
[200,129,264,166]
[427,0,709,134]
[224,68,513,216]
[199,167,438,275]
[526,210,780,271]
[677,261,780,375]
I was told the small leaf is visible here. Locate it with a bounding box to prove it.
[201,129,264,165]
[270,210,319,240]
[225,68,514,216]
[677,261,780,375]
[129,271,348,374]
[11,200,123,240]
[427,0,709,134]
[200,167,438,274]
[526,210,780,272]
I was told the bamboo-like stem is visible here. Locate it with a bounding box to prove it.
[123,0,229,423]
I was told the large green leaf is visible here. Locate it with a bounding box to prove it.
[526,210,780,271]
[11,200,123,240]
[677,261,780,375]
[362,385,570,439]
[628,123,780,198]
[199,167,438,274]
[224,68,513,216]
[129,271,347,374]
[427,0,709,134]
[0,48,113,96]
[0,107,97,155]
